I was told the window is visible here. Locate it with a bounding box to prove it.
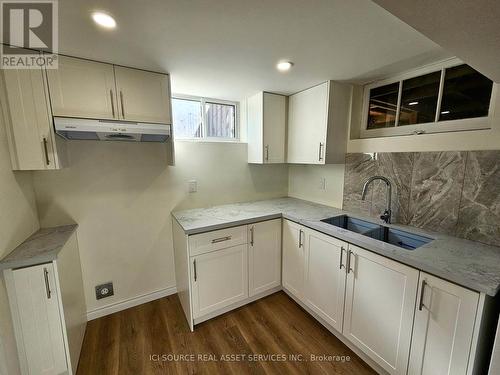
[362,61,494,138]
[172,96,238,140]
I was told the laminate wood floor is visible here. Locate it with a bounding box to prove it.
[77,291,376,375]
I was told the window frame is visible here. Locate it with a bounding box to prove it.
[360,58,497,139]
[172,94,240,142]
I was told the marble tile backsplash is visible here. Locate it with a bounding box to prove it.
[343,150,500,247]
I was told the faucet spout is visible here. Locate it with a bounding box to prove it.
[360,176,392,224]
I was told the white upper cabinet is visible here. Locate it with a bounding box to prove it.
[247,92,286,164]
[343,244,419,375]
[287,81,352,164]
[1,66,65,170]
[114,66,171,124]
[46,56,171,124]
[248,219,282,296]
[46,56,117,120]
[408,272,479,375]
[282,219,305,299]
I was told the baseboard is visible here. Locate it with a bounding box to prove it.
[86,286,177,321]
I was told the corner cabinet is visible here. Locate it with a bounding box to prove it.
[1,65,66,170]
[282,219,305,299]
[247,92,287,164]
[287,81,352,164]
[46,55,172,125]
[248,219,282,296]
[172,218,282,331]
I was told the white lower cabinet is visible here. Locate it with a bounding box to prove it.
[4,231,86,375]
[408,272,479,375]
[342,244,419,375]
[282,219,305,299]
[248,219,282,296]
[8,264,67,375]
[303,229,347,333]
[191,244,248,319]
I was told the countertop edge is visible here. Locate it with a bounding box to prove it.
[0,224,78,271]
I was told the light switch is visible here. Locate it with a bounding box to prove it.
[188,179,197,193]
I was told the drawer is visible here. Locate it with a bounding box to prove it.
[189,225,248,256]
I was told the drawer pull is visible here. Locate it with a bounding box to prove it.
[211,236,232,244]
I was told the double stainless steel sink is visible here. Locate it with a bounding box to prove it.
[321,215,433,250]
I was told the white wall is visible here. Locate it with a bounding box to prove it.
[288,164,345,208]
[0,103,39,375]
[32,140,288,315]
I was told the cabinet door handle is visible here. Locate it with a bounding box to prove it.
[339,247,345,269]
[298,229,303,248]
[211,236,232,244]
[347,250,354,274]
[250,226,254,246]
[120,91,125,118]
[110,90,115,117]
[43,267,51,299]
[265,145,269,161]
[418,279,428,311]
[42,138,50,166]
[318,143,324,161]
[193,260,197,282]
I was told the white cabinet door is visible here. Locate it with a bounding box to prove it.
[287,82,329,164]
[247,92,286,164]
[46,55,117,120]
[9,264,67,375]
[343,244,419,375]
[2,67,59,170]
[262,93,286,164]
[248,219,282,296]
[304,229,347,333]
[282,220,305,300]
[191,245,248,318]
[114,66,171,124]
[408,272,479,375]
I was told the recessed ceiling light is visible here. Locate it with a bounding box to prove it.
[277,61,293,72]
[441,110,450,114]
[408,101,419,106]
[91,12,116,29]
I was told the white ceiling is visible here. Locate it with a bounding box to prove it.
[51,0,451,100]
[372,0,500,83]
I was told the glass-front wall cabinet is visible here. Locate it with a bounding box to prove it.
[362,61,494,138]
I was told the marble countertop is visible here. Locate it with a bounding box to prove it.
[173,197,500,296]
[0,225,78,270]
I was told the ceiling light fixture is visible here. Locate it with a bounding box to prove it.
[441,110,450,114]
[408,101,419,106]
[277,61,293,72]
[91,12,116,29]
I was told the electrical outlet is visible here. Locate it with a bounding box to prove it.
[188,179,197,193]
[95,282,114,300]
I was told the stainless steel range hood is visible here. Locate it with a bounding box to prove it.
[54,117,171,142]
